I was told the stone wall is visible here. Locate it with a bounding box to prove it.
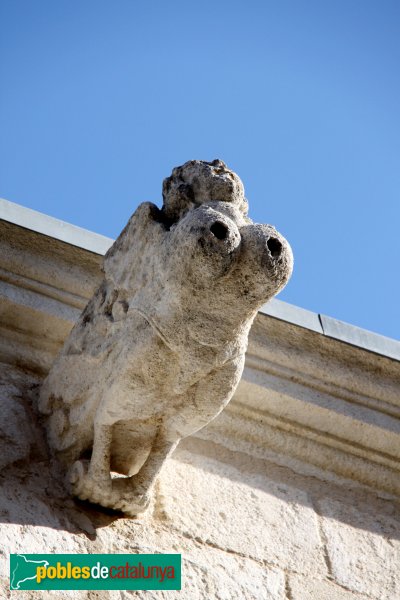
[1,199,399,599]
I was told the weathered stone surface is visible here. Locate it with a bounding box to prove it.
[110,551,283,600]
[0,443,285,599]
[288,574,370,599]
[319,498,400,599]
[38,159,293,516]
[0,585,75,599]
[159,451,326,575]
[0,520,286,600]
[161,158,248,220]
[0,481,86,560]
[94,515,285,600]
[0,470,89,599]
[0,366,42,469]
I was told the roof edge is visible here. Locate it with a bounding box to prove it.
[0,197,113,255]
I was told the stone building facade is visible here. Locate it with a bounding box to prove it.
[0,197,399,599]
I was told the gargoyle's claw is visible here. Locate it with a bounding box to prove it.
[108,478,151,516]
[114,492,151,517]
[67,460,112,504]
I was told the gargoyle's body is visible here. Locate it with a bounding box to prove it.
[39,160,293,515]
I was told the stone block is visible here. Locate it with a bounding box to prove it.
[319,498,400,599]
[0,366,41,470]
[289,573,370,599]
[97,517,285,600]
[159,452,326,575]
[0,484,87,578]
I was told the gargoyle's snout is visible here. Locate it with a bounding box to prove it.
[259,228,292,277]
[210,220,229,241]
[195,211,241,255]
[174,206,242,280]
[266,236,283,258]
[235,223,293,302]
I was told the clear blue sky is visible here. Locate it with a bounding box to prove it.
[1,1,399,339]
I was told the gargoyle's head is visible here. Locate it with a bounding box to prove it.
[165,180,293,310]
[105,159,292,331]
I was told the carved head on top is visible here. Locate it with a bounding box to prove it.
[162,159,249,223]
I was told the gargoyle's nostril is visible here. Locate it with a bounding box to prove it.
[210,221,229,240]
[267,237,282,258]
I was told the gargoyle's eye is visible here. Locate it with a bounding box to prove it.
[210,221,228,240]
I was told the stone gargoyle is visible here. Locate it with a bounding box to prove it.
[39,159,293,516]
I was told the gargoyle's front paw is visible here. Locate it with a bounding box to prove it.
[119,492,151,517]
[112,484,151,517]
[67,460,112,505]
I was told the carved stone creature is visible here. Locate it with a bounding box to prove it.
[39,159,293,516]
